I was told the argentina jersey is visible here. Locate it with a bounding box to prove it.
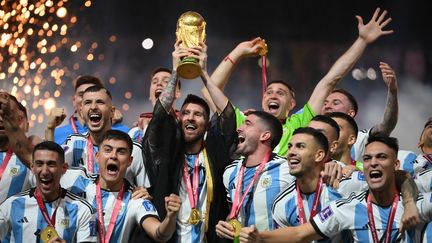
[0,188,97,242]
[351,129,370,162]
[414,168,432,193]
[223,153,293,231]
[403,153,432,177]
[310,191,432,243]
[63,133,150,187]
[337,171,369,197]
[128,126,145,143]
[271,180,344,243]
[0,152,33,203]
[81,176,159,243]
[177,152,208,243]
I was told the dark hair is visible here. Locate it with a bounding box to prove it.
[420,117,432,141]
[181,94,210,121]
[249,110,283,149]
[33,141,65,164]
[331,89,358,117]
[9,94,27,119]
[328,112,358,139]
[293,127,329,156]
[366,133,399,154]
[74,75,104,91]
[102,130,133,155]
[151,67,181,89]
[266,80,295,98]
[83,86,112,100]
[311,115,340,140]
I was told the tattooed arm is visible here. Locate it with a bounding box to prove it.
[158,41,188,113]
[370,62,398,135]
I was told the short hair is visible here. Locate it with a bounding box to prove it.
[420,117,432,139]
[266,80,295,98]
[331,89,358,117]
[249,110,283,149]
[33,141,65,164]
[83,86,112,100]
[74,75,104,91]
[102,130,133,155]
[181,94,210,121]
[8,94,27,119]
[293,127,329,157]
[366,133,399,155]
[328,112,358,139]
[311,115,340,140]
[151,67,181,90]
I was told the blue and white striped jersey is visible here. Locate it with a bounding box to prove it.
[311,191,432,243]
[0,152,33,203]
[0,188,97,243]
[61,173,159,243]
[128,126,145,143]
[63,133,150,187]
[351,129,370,162]
[177,152,209,243]
[401,153,432,176]
[223,153,293,231]
[414,168,432,193]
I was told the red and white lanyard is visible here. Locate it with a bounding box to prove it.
[296,178,323,224]
[367,192,399,243]
[228,151,271,219]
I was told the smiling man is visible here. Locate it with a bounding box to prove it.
[63,86,149,187]
[203,8,394,157]
[240,134,429,243]
[0,141,97,243]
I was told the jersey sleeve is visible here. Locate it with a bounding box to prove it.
[223,163,238,203]
[310,198,353,239]
[337,172,368,197]
[416,192,432,223]
[76,204,97,242]
[398,150,418,176]
[133,199,160,226]
[414,169,432,193]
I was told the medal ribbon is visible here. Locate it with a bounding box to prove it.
[183,154,200,210]
[423,154,432,166]
[69,114,78,134]
[96,178,125,243]
[87,136,95,173]
[228,151,271,219]
[296,178,323,224]
[35,188,61,227]
[367,191,399,243]
[0,147,13,180]
[261,56,267,98]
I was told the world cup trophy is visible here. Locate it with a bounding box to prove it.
[176,11,206,79]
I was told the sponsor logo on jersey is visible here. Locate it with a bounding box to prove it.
[318,206,333,222]
[357,172,365,181]
[143,200,156,212]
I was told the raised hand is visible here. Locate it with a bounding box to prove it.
[46,107,66,130]
[379,61,397,92]
[356,8,394,44]
[165,193,181,218]
[172,40,191,71]
[231,37,266,60]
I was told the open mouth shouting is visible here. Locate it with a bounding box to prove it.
[154,89,163,98]
[39,176,54,191]
[183,122,197,135]
[106,162,120,177]
[368,170,383,183]
[88,112,102,127]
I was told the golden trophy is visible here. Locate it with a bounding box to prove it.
[176,11,206,79]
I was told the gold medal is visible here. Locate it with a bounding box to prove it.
[188,208,201,225]
[257,39,268,56]
[228,218,242,237]
[40,226,59,243]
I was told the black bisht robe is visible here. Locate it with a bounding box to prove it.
[135,100,237,243]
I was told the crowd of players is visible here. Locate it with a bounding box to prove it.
[0,7,431,243]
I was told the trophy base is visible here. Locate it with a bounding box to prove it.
[177,58,201,79]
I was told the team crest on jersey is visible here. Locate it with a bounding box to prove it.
[143,200,156,212]
[9,166,20,176]
[119,202,126,214]
[357,172,365,181]
[60,218,69,228]
[260,176,272,189]
[318,206,333,222]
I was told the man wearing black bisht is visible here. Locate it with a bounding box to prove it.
[131,41,235,243]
